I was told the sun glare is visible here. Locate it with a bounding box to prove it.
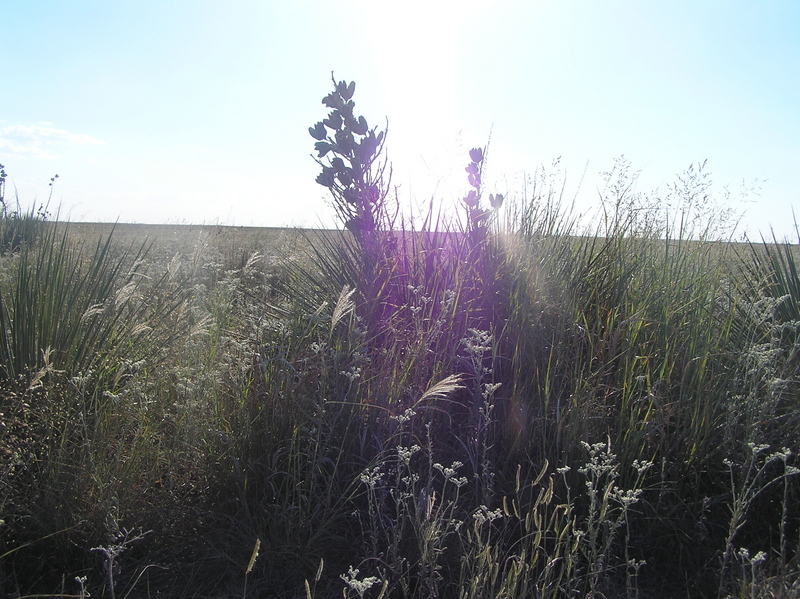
[347,0,498,215]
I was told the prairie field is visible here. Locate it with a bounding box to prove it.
[1,206,799,599]
[1,82,800,599]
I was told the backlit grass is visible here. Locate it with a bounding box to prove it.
[1,83,798,598]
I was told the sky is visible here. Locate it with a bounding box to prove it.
[2,1,799,239]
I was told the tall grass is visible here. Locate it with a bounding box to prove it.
[1,84,798,598]
[0,220,189,593]
[294,79,799,597]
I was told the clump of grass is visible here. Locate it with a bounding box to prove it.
[0,218,189,593]
[293,77,800,598]
[0,164,50,255]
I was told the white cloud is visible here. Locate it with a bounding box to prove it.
[0,124,105,158]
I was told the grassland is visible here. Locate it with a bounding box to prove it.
[1,79,799,598]
[0,200,798,599]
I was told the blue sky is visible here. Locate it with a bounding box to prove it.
[2,1,799,238]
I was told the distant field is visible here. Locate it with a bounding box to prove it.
[64,221,314,251]
[55,222,800,284]
[57,221,344,271]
